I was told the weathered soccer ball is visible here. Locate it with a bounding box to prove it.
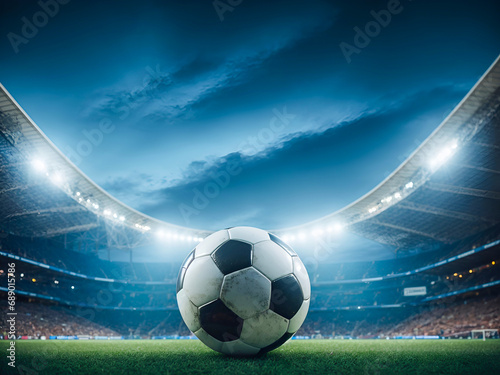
[176,226,310,356]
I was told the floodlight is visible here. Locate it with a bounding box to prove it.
[429,139,459,170]
[51,173,64,185]
[31,159,46,172]
[312,228,323,236]
[333,223,344,233]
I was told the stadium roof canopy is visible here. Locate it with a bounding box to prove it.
[274,55,500,250]
[0,85,212,248]
[0,54,499,253]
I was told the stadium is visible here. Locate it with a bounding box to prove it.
[1,54,499,373]
[1,1,500,374]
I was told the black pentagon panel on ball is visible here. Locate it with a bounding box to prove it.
[269,233,297,256]
[269,274,304,319]
[211,240,252,275]
[259,332,294,355]
[176,249,195,293]
[199,299,244,342]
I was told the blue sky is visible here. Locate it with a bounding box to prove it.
[1,0,499,261]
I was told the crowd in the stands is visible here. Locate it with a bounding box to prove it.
[0,299,118,338]
[2,292,498,339]
[384,294,500,337]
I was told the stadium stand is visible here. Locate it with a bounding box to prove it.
[0,299,119,339]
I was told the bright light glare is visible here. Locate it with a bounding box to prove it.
[394,192,402,199]
[368,206,378,214]
[51,173,64,185]
[333,223,344,233]
[405,182,414,189]
[430,149,452,168]
[119,216,125,222]
[31,159,46,172]
[429,140,459,170]
[312,229,323,236]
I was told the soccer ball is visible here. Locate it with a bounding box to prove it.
[176,226,310,356]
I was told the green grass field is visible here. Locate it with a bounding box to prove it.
[1,339,499,375]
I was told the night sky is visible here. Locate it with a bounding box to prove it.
[1,1,499,261]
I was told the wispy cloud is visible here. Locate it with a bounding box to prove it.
[83,7,336,124]
[123,84,466,228]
